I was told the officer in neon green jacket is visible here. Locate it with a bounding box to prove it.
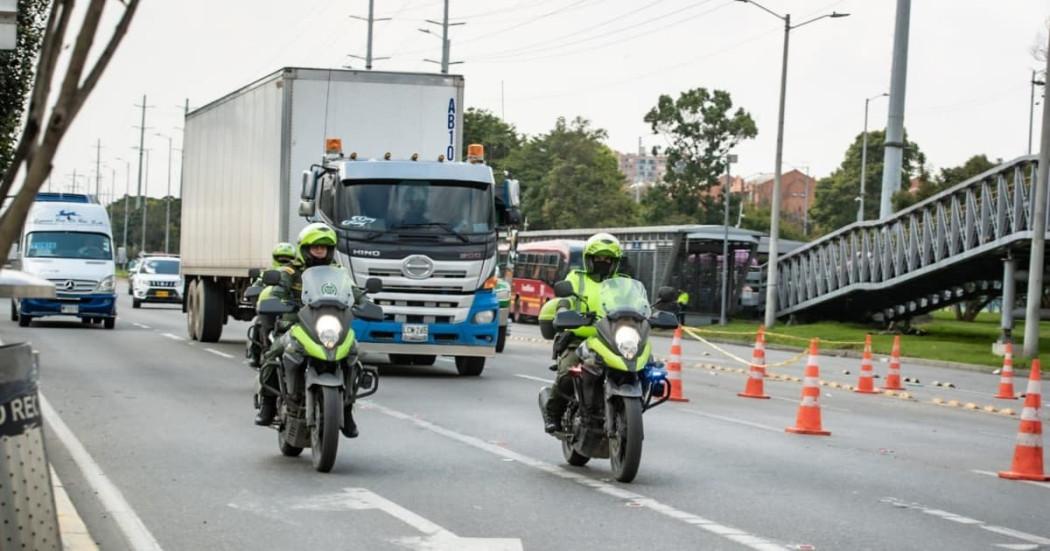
[539,232,625,433]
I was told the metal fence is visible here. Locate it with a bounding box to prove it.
[776,156,1047,321]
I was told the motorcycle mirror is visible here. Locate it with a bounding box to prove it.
[248,268,261,281]
[649,310,680,330]
[553,280,575,298]
[365,277,383,294]
[258,298,295,315]
[244,286,262,301]
[353,301,385,321]
[261,269,283,286]
[553,310,588,330]
[657,286,678,303]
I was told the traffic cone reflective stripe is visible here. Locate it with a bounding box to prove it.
[996,342,1018,400]
[667,326,689,402]
[786,339,830,436]
[882,334,905,391]
[855,334,879,394]
[998,359,1049,481]
[738,325,770,399]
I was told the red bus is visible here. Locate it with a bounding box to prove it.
[510,240,585,321]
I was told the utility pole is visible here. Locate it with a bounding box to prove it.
[421,0,464,73]
[858,93,888,222]
[133,95,152,208]
[1029,70,1045,155]
[155,133,173,253]
[115,157,130,259]
[140,149,150,255]
[349,0,391,70]
[1022,31,1050,359]
[878,0,911,219]
[70,169,77,193]
[94,139,102,198]
[720,154,737,326]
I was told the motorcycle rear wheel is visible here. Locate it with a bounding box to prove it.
[311,386,341,473]
[609,397,643,483]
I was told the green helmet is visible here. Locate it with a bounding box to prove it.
[297,222,338,266]
[271,242,296,267]
[583,232,622,278]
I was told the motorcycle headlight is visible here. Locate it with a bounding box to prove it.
[96,275,115,292]
[614,326,641,361]
[316,315,342,350]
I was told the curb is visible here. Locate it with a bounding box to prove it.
[51,467,99,550]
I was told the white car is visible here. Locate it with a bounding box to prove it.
[132,257,183,308]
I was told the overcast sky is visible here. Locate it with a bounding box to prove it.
[43,0,1050,200]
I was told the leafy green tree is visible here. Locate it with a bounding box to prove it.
[108,197,181,258]
[0,0,50,177]
[738,203,806,241]
[504,117,636,229]
[463,108,521,176]
[641,88,757,224]
[809,129,926,234]
[892,154,999,211]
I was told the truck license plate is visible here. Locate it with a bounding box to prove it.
[61,304,78,314]
[402,324,428,342]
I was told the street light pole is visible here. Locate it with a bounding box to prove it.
[155,133,173,253]
[1022,31,1050,358]
[1029,70,1045,155]
[720,154,737,326]
[858,93,888,222]
[878,0,911,219]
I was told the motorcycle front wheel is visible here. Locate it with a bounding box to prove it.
[311,386,342,473]
[609,397,643,483]
[561,438,590,466]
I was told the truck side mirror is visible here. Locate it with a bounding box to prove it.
[300,170,317,200]
[299,200,316,218]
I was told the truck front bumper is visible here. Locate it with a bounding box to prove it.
[352,290,499,357]
[19,294,117,318]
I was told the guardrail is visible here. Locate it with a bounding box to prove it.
[776,156,1046,321]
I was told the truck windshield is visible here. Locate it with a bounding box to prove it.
[338,179,492,235]
[26,231,112,260]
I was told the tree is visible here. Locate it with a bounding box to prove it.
[0,0,141,263]
[808,129,926,234]
[503,117,637,229]
[893,154,999,211]
[0,0,50,177]
[738,203,806,241]
[641,88,757,224]
[463,108,521,177]
[107,197,181,257]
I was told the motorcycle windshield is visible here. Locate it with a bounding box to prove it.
[597,278,651,320]
[300,265,356,307]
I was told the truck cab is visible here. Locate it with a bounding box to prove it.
[300,143,520,375]
[14,194,117,328]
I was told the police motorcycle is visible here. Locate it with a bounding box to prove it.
[256,266,384,473]
[538,277,679,483]
[243,269,268,368]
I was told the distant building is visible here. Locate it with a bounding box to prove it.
[744,169,817,226]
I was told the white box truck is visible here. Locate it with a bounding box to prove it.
[180,67,519,375]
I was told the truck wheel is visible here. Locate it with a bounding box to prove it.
[186,279,200,340]
[132,298,141,309]
[197,279,225,343]
[454,356,485,376]
[496,326,507,353]
[104,318,115,330]
[18,314,31,327]
[10,300,18,322]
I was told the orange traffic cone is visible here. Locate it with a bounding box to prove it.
[667,326,689,402]
[738,325,770,399]
[882,334,905,391]
[999,359,1049,481]
[995,342,1018,400]
[855,334,879,394]
[786,339,830,436]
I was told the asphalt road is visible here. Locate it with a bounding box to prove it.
[4,284,1049,550]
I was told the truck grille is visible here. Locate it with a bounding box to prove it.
[48,279,96,294]
[367,268,468,279]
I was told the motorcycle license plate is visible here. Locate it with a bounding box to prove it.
[61,304,78,314]
[402,324,428,342]
[156,290,170,298]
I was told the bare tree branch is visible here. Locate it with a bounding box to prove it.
[72,0,140,117]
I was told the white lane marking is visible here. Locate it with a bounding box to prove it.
[204,348,235,359]
[132,322,151,329]
[676,408,783,434]
[514,374,553,384]
[160,332,184,341]
[882,497,1050,546]
[972,470,1050,491]
[365,402,789,551]
[292,488,522,551]
[995,544,1040,550]
[40,394,164,550]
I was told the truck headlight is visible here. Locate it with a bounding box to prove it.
[316,315,342,349]
[474,310,495,324]
[615,326,640,361]
[96,275,115,292]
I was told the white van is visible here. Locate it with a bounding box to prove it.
[13,193,117,328]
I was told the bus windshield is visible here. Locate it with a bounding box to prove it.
[337,179,493,235]
[26,231,112,260]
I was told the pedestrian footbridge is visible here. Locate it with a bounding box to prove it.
[775,156,1048,322]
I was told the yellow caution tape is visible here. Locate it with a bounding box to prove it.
[682,326,808,369]
[682,326,865,347]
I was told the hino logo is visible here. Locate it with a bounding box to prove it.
[401,255,434,280]
[352,249,380,257]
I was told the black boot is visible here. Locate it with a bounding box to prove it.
[255,394,277,426]
[544,392,567,434]
[342,408,359,438]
